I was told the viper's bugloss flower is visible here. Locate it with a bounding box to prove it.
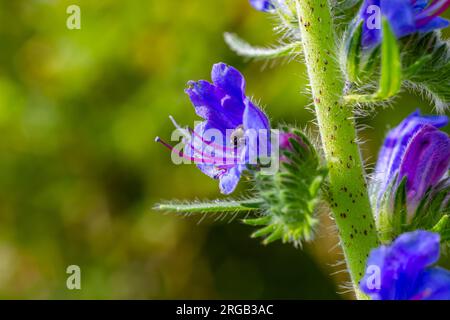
[249,0,275,12]
[360,230,450,300]
[360,0,450,48]
[371,110,450,218]
[156,63,270,195]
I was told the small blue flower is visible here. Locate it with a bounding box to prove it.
[371,110,449,218]
[156,63,270,195]
[360,230,450,300]
[360,0,450,48]
[249,0,275,12]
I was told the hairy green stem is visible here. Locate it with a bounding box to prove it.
[295,0,378,299]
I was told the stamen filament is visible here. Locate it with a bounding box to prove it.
[188,127,237,152]
[186,143,239,163]
[155,136,239,165]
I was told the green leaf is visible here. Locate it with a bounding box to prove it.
[346,21,363,82]
[344,19,402,104]
[156,198,262,214]
[378,18,402,98]
[224,32,301,60]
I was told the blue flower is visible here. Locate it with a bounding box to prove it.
[360,0,450,48]
[249,0,275,12]
[156,63,270,195]
[371,110,450,218]
[360,230,450,300]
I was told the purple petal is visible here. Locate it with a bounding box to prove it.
[243,99,270,132]
[415,0,450,28]
[185,80,245,132]
[243,100,271,160]
[412,267,450,300]
[211,63,246,100]
[186,122,223,179]
[398,125,450,215]
[361,231,441,300]
[360,0,450,48]
[360,244,391,300]
[219,166,243,195]
[360,0,416,48]
[412,0,429,12]
[417,16,450,33]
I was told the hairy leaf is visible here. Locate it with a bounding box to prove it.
[224,32,300,60]
[156,198,262,214]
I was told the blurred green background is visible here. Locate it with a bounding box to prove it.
[0,0,448,299]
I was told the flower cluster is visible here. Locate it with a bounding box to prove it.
[363,109,450,300]
[157,0,450,301]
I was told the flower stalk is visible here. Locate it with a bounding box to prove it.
[295,0,378,299]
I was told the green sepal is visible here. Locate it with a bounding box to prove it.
[248,128,327,246]
[377,176,406,243]
[432,215,450,242]
[242,215,272,226]
[410,177,450,232]
[377,175,450,243]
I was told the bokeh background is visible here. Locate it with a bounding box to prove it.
[0,0,449,299]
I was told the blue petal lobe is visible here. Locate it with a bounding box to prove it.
[412,267,450,300]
